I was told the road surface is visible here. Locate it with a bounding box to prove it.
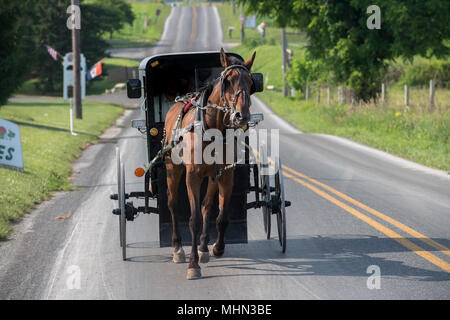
[1,5,449,300]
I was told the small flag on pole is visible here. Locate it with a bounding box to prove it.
[87,60,103,80]
[45,45,59,61]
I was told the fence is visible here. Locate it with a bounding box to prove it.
[295,79,448,112]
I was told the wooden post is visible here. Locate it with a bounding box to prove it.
[349,90,356,112]
[381,83,386,104]
[327,85,331,105]
[429,79,435,112]
[338,87,346,104]
[317,85,321,104]
[305,84,310,100]
[281,29,288,97]
[71,0,82,119]
[404,84,409,106]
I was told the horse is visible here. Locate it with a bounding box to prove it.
[163,48,256,279]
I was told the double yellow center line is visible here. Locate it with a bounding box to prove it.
[272,159,450,273]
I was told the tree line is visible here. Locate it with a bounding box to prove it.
[0,0,134,105]
[240,0,450,102]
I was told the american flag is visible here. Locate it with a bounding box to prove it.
[45,45,59,61]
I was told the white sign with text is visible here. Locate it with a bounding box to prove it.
[0,119,24,171]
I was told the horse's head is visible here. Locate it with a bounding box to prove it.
[218,48,256,128]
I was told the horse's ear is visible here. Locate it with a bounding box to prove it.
[244,51,256,71]
[220,48,229,68]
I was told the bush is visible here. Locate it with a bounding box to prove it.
[287,52,323,93]
[398,59,450,87]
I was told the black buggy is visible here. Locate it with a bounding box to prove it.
[110,52,290,260]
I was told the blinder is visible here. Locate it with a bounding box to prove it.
[250,73,264,94]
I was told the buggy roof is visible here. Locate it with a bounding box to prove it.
[139,51,244,95]
[139,51,244,73]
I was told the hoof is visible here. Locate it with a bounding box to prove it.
[173,247,186,263]
[186,268,201,280]
[211,243,224,258]
[198,250,210,264]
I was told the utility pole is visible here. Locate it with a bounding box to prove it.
[281,29,288,97]
[71,0,82,119]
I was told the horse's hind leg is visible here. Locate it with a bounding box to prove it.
[166,162,185,263]
[185,168,203,279]
[198,177,218,264]
[212,169,234,258]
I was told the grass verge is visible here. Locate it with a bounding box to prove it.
[107,1,171,49]
[0,100,123,240]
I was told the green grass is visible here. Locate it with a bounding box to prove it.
[107,1,171,48]
[0,100,123,240]
[216,2,450,172]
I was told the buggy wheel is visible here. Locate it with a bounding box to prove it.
[274,156,287,253]
[259,144,271,239]
[116,147,122,247]
[119,162,127,260]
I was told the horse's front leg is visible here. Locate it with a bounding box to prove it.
[166,161,185,263]
[198,177,218,264]
[185,166,203,279]
[212,168,234,258]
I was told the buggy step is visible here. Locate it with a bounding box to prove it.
[110,191,154,201]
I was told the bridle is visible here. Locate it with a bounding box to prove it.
[174,64,254,130]
[218,64,252,113]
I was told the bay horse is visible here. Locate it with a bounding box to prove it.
[163,48,256,279]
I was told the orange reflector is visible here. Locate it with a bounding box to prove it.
[135,167,145,177]
[150,128,158,136]
[241,125,248,131]
[151,61,159,67]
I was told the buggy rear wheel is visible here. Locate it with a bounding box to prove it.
[274,156,287,253]
[259,144,271,239]
[119,163,127,260]
[116,147,122,247]
[116,150,127,261]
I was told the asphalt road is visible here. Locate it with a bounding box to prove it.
[1,5,449,300]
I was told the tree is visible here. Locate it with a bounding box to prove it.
[93,0,135,38]
[240,0,450,101]
[30,1,133,93]
[32,0,70,93]
[287,52,323,94]
[0,1,35,105]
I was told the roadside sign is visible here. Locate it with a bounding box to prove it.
[245,15,256,29]
[0,119,24,171]
[239,13,245,25]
